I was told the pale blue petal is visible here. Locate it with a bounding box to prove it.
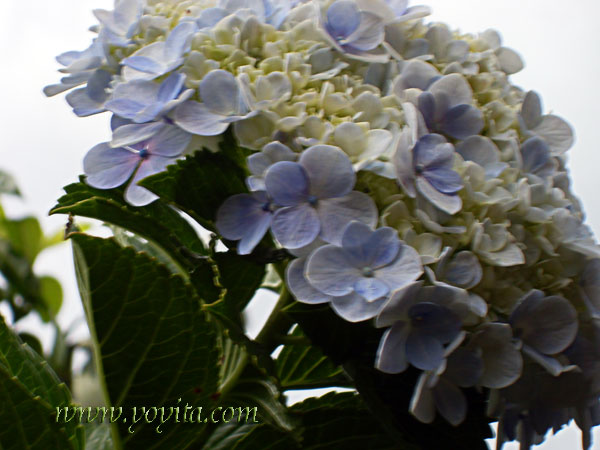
[416,177,462,215]
[317,192,378,245]
[125,155,174,206]
[443,251,482,289]
[165,22,196,58]
[413,134,452,168]
[406,329,445,371]
[173,101,229,136]
[286,257,331,304]
[375,281,423,328]
[521,137,553,176]
[375,323,409,374]
[326,0,360,39]
[271,203,320,248]
[199,70,241,115]
[374,244,423,291]
[428,73,473,110]
[111,122,165,147]
[354,277,389,301]
[122,54,165,74]
[521,90,542,129]
[146,124,191,157]
[330,293,385,322]
[443,347,483,388]
[399,60,439,90]
[264,161,309,206]
[216,192,271,252]
[196,8,229,29]
[306,244,358,296]
[66,88,105,117]
[85,69,111,103]
[417,92,436,128]
[299,145,355,199]
[423,168,463,194]
[441,104,484,140]
[83,143,138,189]
[345,12,384,52]
[157,72,185,103]
[341,222,400,269]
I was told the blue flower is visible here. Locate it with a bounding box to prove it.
[84,123,191,206]
[122,22,197,81]
[305,221,423,302]
[394,127,464,215]
[418,74,484,140]
[105,73,193,123]
[520,136,556,178]
[174,70,256,136]
[93,0,144,45]
[375,282,463,372]
[322,0,387,62]
[65,70,112,117]
[264,145,377,248]
[246,141,297,191]
[216,191,274,255]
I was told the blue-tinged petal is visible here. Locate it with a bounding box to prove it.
[409,302,461,343]
[443,251,482,289]
[428,73,473,110]
[85,69,111,103]
[108,79,158,111]
[305,245,358,296]
[441,104,484,140]
[409,373,435,424]
[84,143,138,189]
[375,322,410,374]
[354,277,389,302]
[286,257,332,304]
[146,124,191,157]
[317,191,378,245]
[165,22,196,58]
[264,161,309,206]
[263,141,297,162]
[521,136,553,176]
[271,203,320,249]
[406,329,445,371]
[520,90,542,129]
[510,293,578,355]
[299,145,355,199]
[472,322,522,389]
[423,168,463,194]
[375,281,423,328]
[374,244,423,291]
[216,192,271,243]
[330,293,385,322]
[417,92,436,129]
[196,7,229,29]
[413,134,452,168]
[111,122,165,147]
[456,135,507,178]
[344,12,384,52]
[433,378,466,426]
[522,345,578,377]
[443,348,483,388]
[199,70,241,116]
[393,130,417,198]
[398,60,438,91]
[326,0,361,39]
[157,72,185,104]
[342,223,400,269]
[386,0,408,16]
[238,211,272,255]
[416,176,462,215]
[122,54,165,75]
[173,101,229,136]
[126,155,174,206]
[66,88,105,117]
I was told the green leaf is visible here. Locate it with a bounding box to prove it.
[71,233,221,449]
[139,150,247,232]
[50,178,207,267]
[0,217,44,265]
[0,170,20,196]
[204,422,295,450]
[39,276,63,321]
[286,302,493,450]
[0,315,82,450]
[206,251,266,327]
[275,327,348,390]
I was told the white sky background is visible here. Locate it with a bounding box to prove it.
[1,0,599,448]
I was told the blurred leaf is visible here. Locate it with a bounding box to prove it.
[17,332,43,358]
[84,423,113,450]
[0,170,20,196]
[275,327,348,390]
[1,216,43,265]
[0,315,83,450]
[71,233,221,448]
[39,276,63,321]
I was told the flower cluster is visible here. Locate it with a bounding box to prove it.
[48,0,600,447]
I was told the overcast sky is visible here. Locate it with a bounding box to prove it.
[1,1,599,448]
